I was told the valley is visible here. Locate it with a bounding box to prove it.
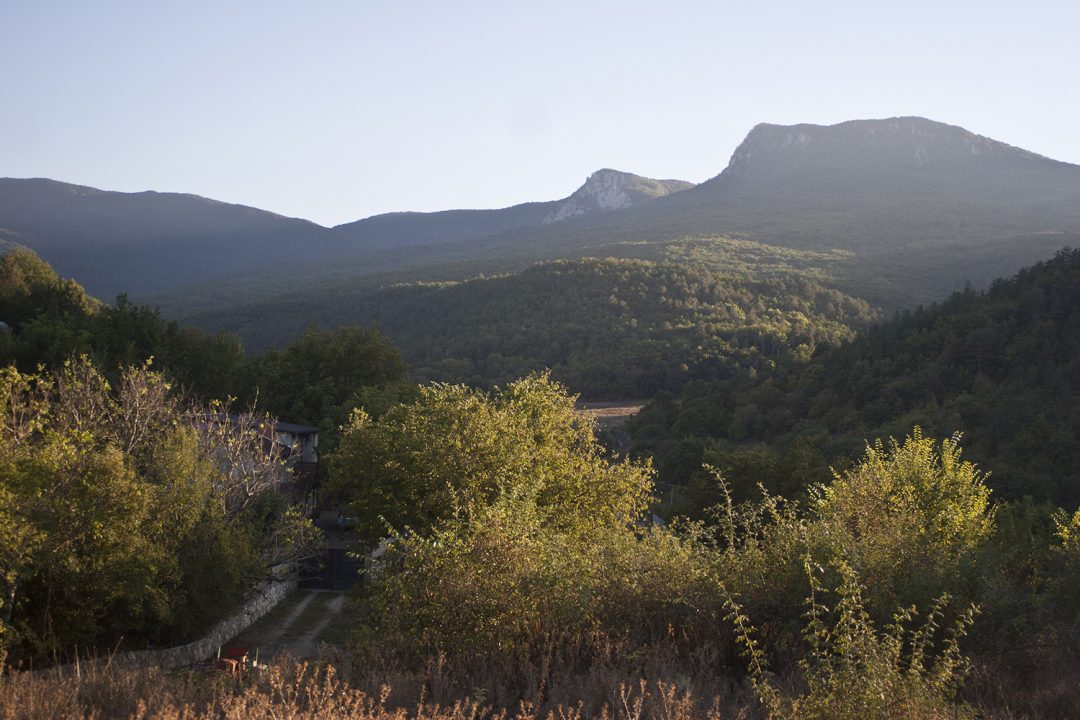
[4,114,1080,719]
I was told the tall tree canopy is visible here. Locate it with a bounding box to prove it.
[328,373,652,543]
[0,358,320,662]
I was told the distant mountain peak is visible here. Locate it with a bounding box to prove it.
[719,116,1048,181]
[542,169,693,225]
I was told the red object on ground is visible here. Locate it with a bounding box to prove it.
[213,658,240,675]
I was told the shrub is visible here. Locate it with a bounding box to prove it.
[1049,506,1080,620]
[0,358,321,662]
[728,561,978,720]
[811,429,994,613]
[329,373,653,543]
[364,496,724,660]
[702,467,813,653]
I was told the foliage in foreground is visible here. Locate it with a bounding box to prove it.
[811,430,994,614]
[337,375,1002,717]
[336,374,1080,716]
[0,358,322,663]
[5,365,1080,717]
[0,656,754,720]
[728,562,978,720]
[329,374,653,544]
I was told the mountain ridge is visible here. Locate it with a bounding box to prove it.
[4,116,1080,313]
[720,116,1050,178]
[326,168,693,252]
[0,167,691,298]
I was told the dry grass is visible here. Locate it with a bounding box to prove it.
[573,402,644,431]
[964,654,1080,720]
[4,645,1075,720]
[0,656,755,720]
[0,631,759,720]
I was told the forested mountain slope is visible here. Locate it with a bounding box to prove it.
[631,248,1080,505]
[0,247,248,398]
[182,256,877,398]
[363,117,1080,306]
[6,117,1078,316]
[8,116,1079,365]
[518,116,1080,254]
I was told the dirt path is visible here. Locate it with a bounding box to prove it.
[227,589,349,661]
[289,593,347,658]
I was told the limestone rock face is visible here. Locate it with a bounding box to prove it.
[542,169,693,224]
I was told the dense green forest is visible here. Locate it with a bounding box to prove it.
[631,247,1080,507]
[0,248,248,400]
[178,253,877,398]
[0,248,409,447]
[156,233,853,336]
[360,258,877,397]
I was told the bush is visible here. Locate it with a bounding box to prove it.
[329,373,652,543]
[0,358,321,662]
[811,429,994,614]
[1048,506,1080,621]
[342,374,731,661]
[365,498,723,659]
[728,562,978,720]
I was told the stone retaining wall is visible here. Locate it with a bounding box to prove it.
[41,576,297,676]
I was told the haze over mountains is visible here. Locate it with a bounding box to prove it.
[2,116,1079,329]
[410,117,1080,296]
[0,178,327,298]
[697,116,1080,251]
[0,169,694,299]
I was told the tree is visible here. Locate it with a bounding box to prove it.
[0,357,322,662]
[337,374,739,658]
[329,372,653,543]
[245,324,409,462]
[812,428,995,612]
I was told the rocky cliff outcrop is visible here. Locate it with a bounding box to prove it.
[543,169,693,224]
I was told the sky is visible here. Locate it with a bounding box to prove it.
[2,1,1078,227]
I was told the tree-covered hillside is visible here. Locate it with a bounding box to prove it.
[0,248,409,441]
[0,248,248,400]
[632,248,1080,506]
[366,258,878,397]
[191,256,877,398]
[0,178,330,298]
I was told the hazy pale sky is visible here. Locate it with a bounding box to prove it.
[2,1,1078,226]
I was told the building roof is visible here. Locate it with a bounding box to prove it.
[275,421,319,434]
